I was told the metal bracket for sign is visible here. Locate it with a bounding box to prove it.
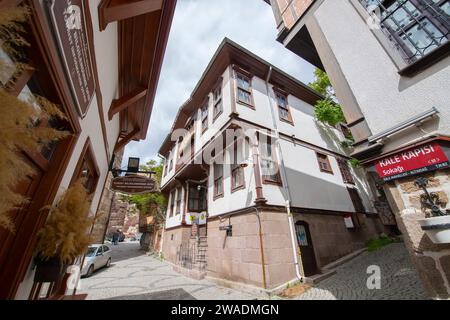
[415,177,446,217]
[111,169,156,178]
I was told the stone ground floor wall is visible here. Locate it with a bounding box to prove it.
[161,226,192,263]
[206,210,383,290]
[385,168,450,299]
[295,212,382,268]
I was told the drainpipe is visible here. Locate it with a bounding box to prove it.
[264,66,304,282]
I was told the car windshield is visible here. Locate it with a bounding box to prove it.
[86,247,97,257]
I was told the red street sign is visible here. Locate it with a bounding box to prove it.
[111,175,156,194]
[375,142,449,182]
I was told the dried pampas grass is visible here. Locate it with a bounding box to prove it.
[36,180,98,265]
[0,6,68,232]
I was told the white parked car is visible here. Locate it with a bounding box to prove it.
[81,244,112,277]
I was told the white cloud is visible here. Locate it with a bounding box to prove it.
[123,0,315,166]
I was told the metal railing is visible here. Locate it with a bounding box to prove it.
[176,239,207,271]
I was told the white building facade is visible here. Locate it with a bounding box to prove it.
[159,39,384,290]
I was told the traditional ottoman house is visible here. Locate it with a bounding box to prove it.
[0,0,176,299]
[265,0,450,298]
[158,38,384,291]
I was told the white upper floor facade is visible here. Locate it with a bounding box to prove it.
[159,39,377,229]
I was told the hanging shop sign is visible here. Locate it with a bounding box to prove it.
[47,0,95,117]
[375,142,449,182]
[111,175,156,194]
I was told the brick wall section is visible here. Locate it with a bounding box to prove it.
[275,0,314,31]
[386,168,450,298]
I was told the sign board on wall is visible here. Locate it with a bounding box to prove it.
[375,142,449,182]
[111,176,156,194]
[47,0,95,117]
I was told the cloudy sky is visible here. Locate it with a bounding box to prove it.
[123,0,315,166]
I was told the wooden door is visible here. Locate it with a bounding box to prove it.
[295,221,318,277]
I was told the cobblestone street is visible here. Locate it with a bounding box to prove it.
[296,242,428,300]
[79,241,428,300]
[78,242,256,300]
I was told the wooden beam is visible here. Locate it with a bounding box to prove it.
[114,128,140,153]
[99,0,163,31]
[108,87,147,120]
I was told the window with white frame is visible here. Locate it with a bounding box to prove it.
[259,135,281,184]
[231,139,245,191]
[213,163,224,198]
[213,82,223,120]
[236,71,253,107]
[201,103,209,133]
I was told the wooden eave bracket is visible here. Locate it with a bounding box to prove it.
[114,127,140,152]
[108,87,147,120]
[98,0,163,31]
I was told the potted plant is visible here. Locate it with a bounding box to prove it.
[34,180,95,282]
[415,177,450,244]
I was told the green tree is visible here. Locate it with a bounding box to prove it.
[309,68,345,127]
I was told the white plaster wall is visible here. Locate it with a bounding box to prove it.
[165,187,184,229]
[314,0,450,152]
[264,139,356,212]
[90,0,120,156]
[235,74,345,154]
[207,144,257,218]
[161,67,233,188]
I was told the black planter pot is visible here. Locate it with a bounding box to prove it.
[34,255,67,283]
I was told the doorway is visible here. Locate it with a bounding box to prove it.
[295,221,318,276]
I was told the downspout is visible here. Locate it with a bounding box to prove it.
[264,66,304,282]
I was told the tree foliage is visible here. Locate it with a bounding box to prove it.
[124,160,167,217]
[314,98,345,127]
[309,68,346,127]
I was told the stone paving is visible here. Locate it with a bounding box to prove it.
[296,242,428,300]
[79,241,428,300]
[78,242,256,300]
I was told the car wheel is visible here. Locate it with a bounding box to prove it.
[106,258,111,268]
[87,265,94,277]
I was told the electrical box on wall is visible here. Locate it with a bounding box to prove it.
[219,225,232,236]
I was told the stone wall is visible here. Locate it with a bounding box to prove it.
[162,226,191,263]
[206,210,383,290]
[385,168,450,299]
[295,212,382,267]
[90,150,124,243]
